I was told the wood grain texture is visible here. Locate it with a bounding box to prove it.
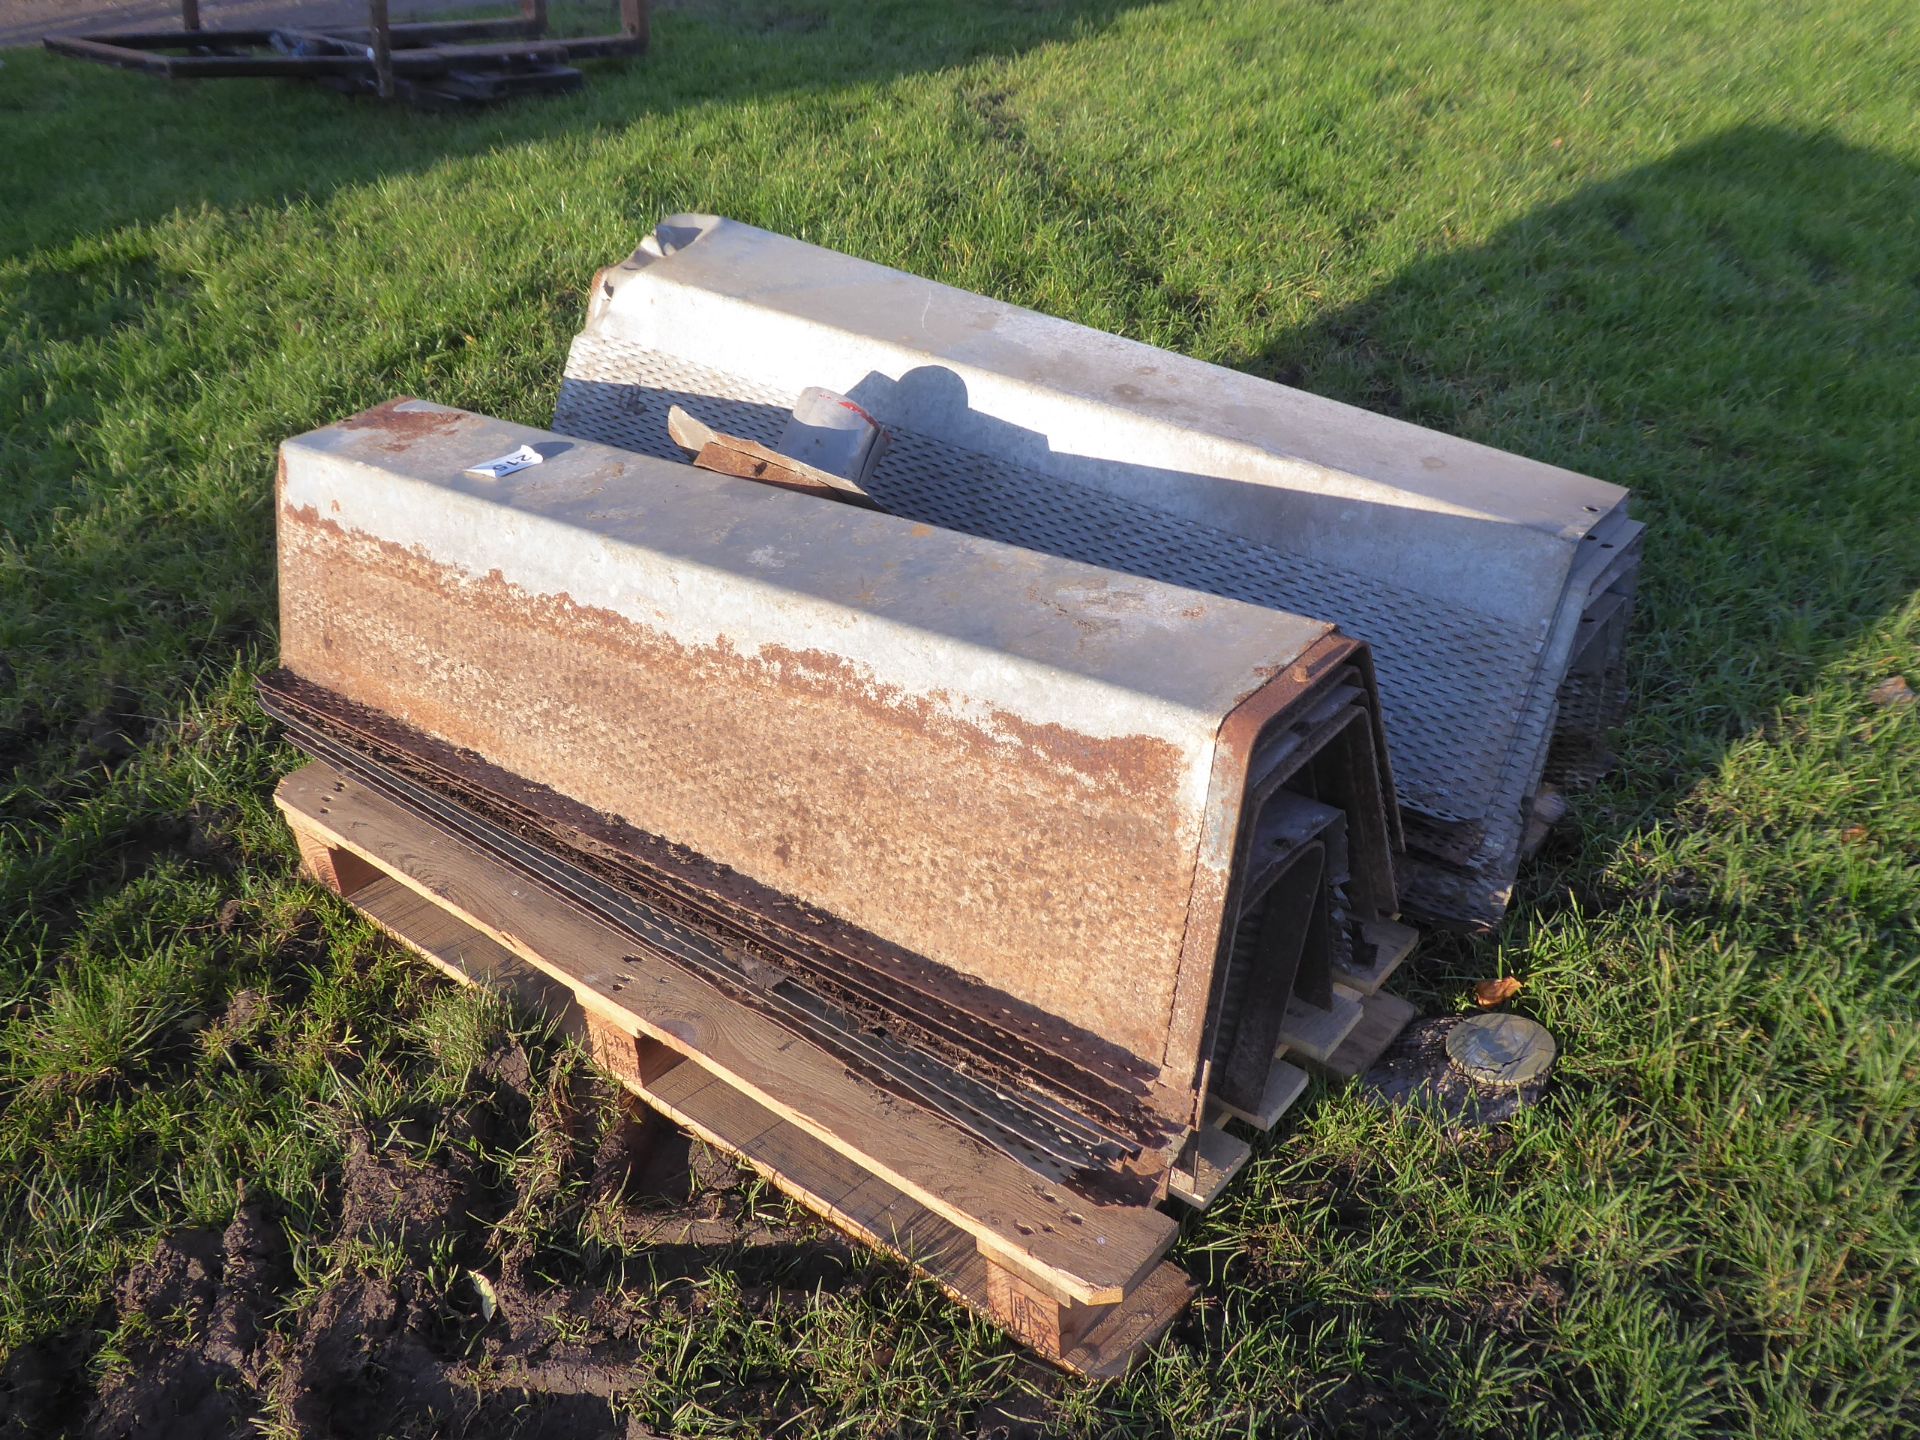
[329,841,1194,1378]
[293,828,380,897]
[585,1014,685,1088]
[1213,1056,1310,1131]
[985,1259,1096,1356]
[275,760,1176,1304]
[1315,990,1420,1081]
[669,404,876,507]
[348,871,584,1033]
[693,439,878,507]
[642,1057,1192,1378]
[1333,919,1419,996]
[1276,985,1366,1063]
[1166,1122,1252,1209]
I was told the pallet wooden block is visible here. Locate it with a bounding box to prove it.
[1166,1117,1253,1210]
[1316,991,1422,1082]
[276,760,1192,1376]
[1276,986,1367,1063]
[1336,919,1420,996]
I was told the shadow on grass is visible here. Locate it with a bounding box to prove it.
[1238,124,1920,940]
[0,0,1158,259]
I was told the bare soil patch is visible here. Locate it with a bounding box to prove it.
[10,1045,860,1438]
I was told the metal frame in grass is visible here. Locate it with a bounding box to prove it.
[43,0,649,105]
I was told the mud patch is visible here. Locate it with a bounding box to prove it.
[0,1326,100,1439]
[334,1126,486,1261]
[1482,1270,1570,1335]
[971,1380,1062,1439]
[66,1064,859,1439]
[84,1202,291,1440]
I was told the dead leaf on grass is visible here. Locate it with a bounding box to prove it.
[1474,975,1523,1008]
[1867,676,1914,708]
[1841,824,1870,845]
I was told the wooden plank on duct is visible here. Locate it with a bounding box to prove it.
[1165,1121,1252,1210]
[1275,985,1365,1063]
[1333,919,1419,996]
[1213,1055,1310,1131]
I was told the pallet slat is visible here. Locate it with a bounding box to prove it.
[643,1064,1191,1376]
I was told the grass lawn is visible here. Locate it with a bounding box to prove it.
[3,0,1918,1434]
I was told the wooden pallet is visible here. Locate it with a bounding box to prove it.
[275,761,1192,1377]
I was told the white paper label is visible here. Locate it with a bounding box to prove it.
[464,443,544,480]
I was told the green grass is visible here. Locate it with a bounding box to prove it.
[3,0,1918,1433]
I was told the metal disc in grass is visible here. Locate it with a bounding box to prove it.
[1445,1013,1556,1086]
[1361,1015,1557,1128]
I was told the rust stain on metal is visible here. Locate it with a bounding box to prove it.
[278,502,1205,1067]
[260,664,1186,1149]
[333,397,473,452]
[751,642,1191,796]
[1158,644,1341,1089]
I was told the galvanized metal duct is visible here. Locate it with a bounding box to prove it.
[552,216,1643,926]
[273,399,1404,1191]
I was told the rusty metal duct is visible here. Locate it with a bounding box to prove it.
[271,399,1405,1193]
[553,216,1643,927]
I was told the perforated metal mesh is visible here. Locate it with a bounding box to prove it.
[555,334,1636,927]
[558,338,1533,820]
